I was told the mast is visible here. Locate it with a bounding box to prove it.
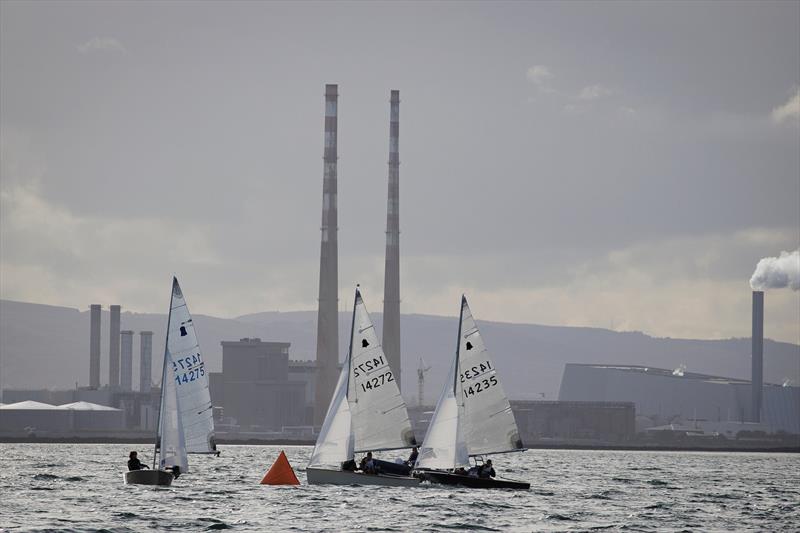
[345,286,359,401]
[152,277,177,469]
[454,295,465,395]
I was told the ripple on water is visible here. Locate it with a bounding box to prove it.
[32,473,60,481]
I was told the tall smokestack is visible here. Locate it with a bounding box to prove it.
[89,304,101,389]
[751,291,764,423]
[120,330,133,391]
[382,89,402,390]
[314,83,340,425]
[109,305,121,389]
[139,331,153,393]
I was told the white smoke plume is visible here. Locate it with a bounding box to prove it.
[749,250,800,291]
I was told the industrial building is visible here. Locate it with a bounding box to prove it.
[558,363,799,435]
[511,400,636,443]
[0,401,124,436]
[209,338,307,432]
[559,291,799,436]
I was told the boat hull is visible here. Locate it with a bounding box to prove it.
[124,469,174,486]
[372,459,412,476]
[306,467,420,487]
[419,470,529,490]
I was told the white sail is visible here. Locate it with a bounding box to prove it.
[457,296,523,456]
[347,288,416,453]
[308,351,353,468]
[415,351,469,470]
[158,347,189,473]
[167,277,215,454]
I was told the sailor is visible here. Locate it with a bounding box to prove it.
[406,446,419,466]
[127,451,149,471]
[359,452,377,474]
[479,459,496,479]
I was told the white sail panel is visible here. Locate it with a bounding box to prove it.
[159,348,189,472]
[347,289,415,452]
[457,296,523,456]
[309,352,353,468]
[168,278,215,454]
[415,353,469,470]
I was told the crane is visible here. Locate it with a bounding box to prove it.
[417,356,432,407]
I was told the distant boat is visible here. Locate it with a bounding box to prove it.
[125,277,212,486]
[415,295,529,490]
[306,286,419,486]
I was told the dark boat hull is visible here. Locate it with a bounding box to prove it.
[306,467,420,486]
[419,471,529,490]
[372,459,412,476]
[124,469,174,486]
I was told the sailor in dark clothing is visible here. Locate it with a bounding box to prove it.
[406,446,419,466]
[127,451,149,471]
[479,459,496,479]
[359,452,377,474]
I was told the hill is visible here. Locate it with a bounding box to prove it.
[1,299,798,403]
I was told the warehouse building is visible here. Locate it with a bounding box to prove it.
[559,364,799,435]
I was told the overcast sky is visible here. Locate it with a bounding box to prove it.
[1,1,798,343]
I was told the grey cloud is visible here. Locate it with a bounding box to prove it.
[76,37,126,54]
[1,1,798,344]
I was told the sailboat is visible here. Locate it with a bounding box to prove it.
[306,286,419,486]
[414,295,529,490]
[164,277,216,455]
[125,277,215,486]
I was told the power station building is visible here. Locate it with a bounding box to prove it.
[209,338,308,431]
[558,363,799,435]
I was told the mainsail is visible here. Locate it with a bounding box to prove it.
[308,350,353,468]
[167,277,215,454]
[416,295,523,470]
[457,296,523,456]
[347,288,416,453]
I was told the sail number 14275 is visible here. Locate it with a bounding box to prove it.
[173,353,205,386]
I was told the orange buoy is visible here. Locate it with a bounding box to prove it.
[260,450,300,485]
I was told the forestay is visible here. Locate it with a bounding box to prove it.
[308,351,353,468]
[347,289,416,453]
[415,352,469,470]
[167,277,216,454]
[457,296,523,456]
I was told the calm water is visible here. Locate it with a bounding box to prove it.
[0,444,798,532]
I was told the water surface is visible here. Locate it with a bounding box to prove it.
[0,444,798,532]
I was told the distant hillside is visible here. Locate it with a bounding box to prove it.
[1,299,798,403]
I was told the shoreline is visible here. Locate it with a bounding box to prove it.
[1,436,797,453]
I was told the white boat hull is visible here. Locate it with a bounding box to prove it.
[124,469,174,486]
[306,467,420,487]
